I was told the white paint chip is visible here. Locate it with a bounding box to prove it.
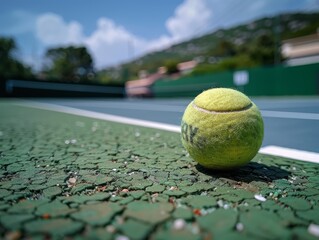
[254,194,267,202]
[308,224,319,237]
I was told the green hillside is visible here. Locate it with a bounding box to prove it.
[98,12,319,83]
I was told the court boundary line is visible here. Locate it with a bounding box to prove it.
[259,146,319,164]
[261,110,319,120]
[15,100,319,164]
[15,100,181,133]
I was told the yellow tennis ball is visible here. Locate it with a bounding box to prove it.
[181,88,264,170]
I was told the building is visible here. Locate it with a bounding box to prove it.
[125,72,164,98]
[177,60,197,75]
[125,60,197,97]
[282,33,319,66]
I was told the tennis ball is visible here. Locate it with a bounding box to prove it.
[181,88,264,170]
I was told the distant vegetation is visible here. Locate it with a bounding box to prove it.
[42,46,94,83]
[99,12,319,83]
[0,37,33,81]
[0,12,318,85]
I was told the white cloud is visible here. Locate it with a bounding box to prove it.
[84,18,146,68]
[33,0,319,69]
[146,35,173,51]
[166,0,212,41]
[34,0,213,68]
[35,13,147,68]
[35,14,143,68]
[36,13,84,45]
[145,0,213,52]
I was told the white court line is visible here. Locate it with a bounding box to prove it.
[261,110,319,120]
[54,100,319,120]
[259,146,319,164]
[64,101,187,113]
[50,101,319,121]
[15,100,181,133]
[15,100,319,163]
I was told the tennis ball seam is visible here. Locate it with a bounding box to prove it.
[192,101,253,114]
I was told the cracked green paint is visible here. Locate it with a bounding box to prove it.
[0,214,34,229]
[63,192,110,204]
[35,200,76,217]
[119,219,153,240]
[0,189,11,198]
[43,186,62,199]
[84,228,113,240]
[119,196,134,205]
[71,202,122,226]
[130,179,153,190]
[24,218,83,236]
[277,210,308,226]
[280,197,312,211]
[70,183,93,194]
[146,184,165,193]
[173,207,193,220]
[163,190,185,196]
[28,184,47,191]
[198,209,237,234]
[129,190,145,199]
[0,102,319,239]
[240,210,290,239]
[296,209,319,223]
[8,200,50,214]
[184,195,217,208]
[154,227,202,240]
[124,201,173,224]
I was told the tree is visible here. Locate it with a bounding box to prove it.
[248,34,279,66]
[0,37,33,80]
[208,40,237,58]
[191,55,257,76]
[164,60,179,74]
[44,46,94,82]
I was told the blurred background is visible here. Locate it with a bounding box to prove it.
[1,0,319,98]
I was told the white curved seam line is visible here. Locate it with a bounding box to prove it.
[192,101,253,114]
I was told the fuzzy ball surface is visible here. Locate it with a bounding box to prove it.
[181,88,264,170]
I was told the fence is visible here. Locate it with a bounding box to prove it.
[0,79,125,98]
[152,63,319,97]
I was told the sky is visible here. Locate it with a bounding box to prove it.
[1,0,318,70]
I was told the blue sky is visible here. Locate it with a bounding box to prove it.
[1,0,318,70]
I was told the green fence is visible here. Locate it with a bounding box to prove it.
[152,63,319,97]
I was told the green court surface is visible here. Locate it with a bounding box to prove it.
[0,101,319,240]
